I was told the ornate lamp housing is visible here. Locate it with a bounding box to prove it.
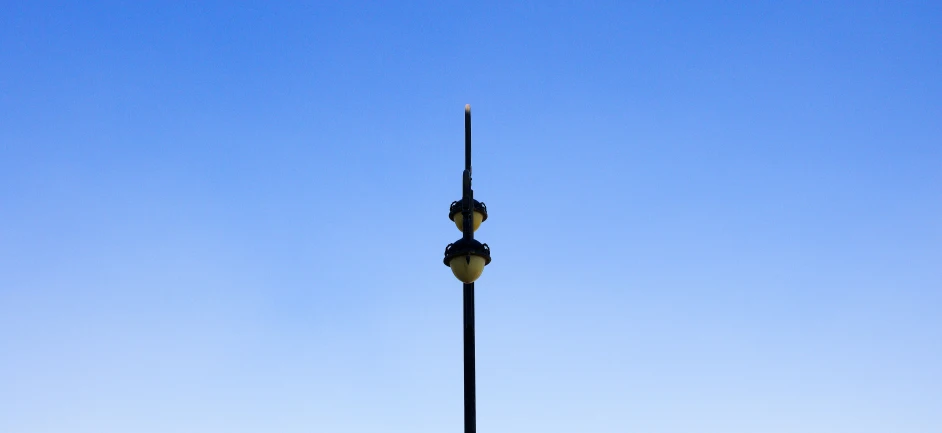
[443,237,491,283]
[449,200,488,232]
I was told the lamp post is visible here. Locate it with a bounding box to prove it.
[443,104,491,433]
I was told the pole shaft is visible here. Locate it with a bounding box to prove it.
[465,105,472,172]
[463,282,476,433]
[462,104,476,433]
[463,104,476,433]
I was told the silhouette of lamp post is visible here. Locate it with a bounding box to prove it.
[443,104,491,433]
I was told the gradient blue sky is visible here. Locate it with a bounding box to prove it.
[2,2,940,432]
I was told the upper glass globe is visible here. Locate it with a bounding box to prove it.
[453,211,484,232]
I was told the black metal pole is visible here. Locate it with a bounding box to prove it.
[462,104,476,433]
[463,282,476,433]
[465,104,472,172]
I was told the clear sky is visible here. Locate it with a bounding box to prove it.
[1,2,940,432]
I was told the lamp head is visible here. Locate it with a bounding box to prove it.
[448,200,488,232]
[443,238,492,283]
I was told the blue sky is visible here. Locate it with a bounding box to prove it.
[1,1,940,432]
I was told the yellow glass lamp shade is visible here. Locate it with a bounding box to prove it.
[450,254,486,283]
[453,211,484,232]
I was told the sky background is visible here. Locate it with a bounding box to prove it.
[1,1,940,432]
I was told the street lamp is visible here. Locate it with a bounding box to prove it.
[443,104,490,433]
[448,200,487,233]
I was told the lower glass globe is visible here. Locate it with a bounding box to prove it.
[449,255,486,283]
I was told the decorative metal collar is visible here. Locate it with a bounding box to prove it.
[443,238,492,266]
[449,200,488,221]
